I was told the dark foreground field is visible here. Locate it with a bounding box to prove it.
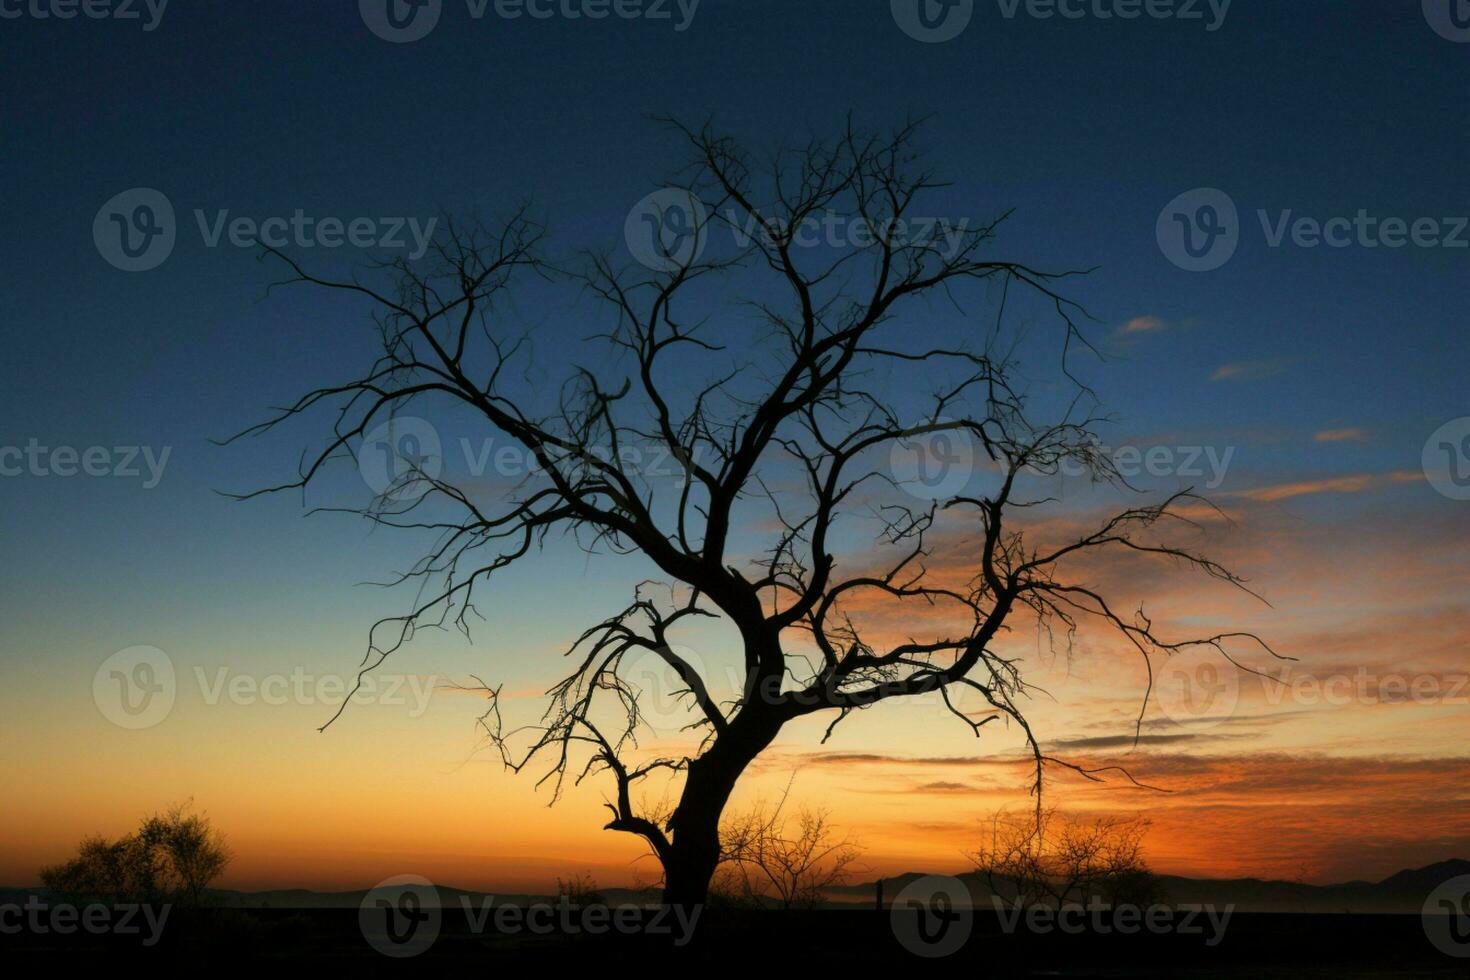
[3,907,1466,976]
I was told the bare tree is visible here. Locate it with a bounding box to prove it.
[230,118,1282,905]
[40,834,165,905]
[555,872,607,907]
[715,787,862,909]
[41,801,230,907]
[971,807,1162,909]
[139,801,233,906]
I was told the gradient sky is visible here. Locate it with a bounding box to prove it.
[2,0,1468,892]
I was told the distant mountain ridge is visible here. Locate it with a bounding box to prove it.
[4,859,1466,913]
[837,859,1470,914]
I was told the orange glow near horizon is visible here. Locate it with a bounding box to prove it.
[4,486,1468,894]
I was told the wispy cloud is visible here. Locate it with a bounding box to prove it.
[1048,732,1254,750]
[911,781,987,794]
[1233,471,1419,502]
[794,752,995,768]
[1314,427,1370,443]
[1116,315,1169,336]
[1211,359,1286,382]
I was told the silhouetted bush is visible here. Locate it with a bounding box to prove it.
[41,801,230,906]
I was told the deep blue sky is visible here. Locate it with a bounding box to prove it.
[2,0,1466,674]
[7,0,1470,892]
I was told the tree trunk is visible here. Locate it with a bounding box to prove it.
[661,816,722,907]
[660,710,782,906]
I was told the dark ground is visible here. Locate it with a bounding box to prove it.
[3,907,1466,976]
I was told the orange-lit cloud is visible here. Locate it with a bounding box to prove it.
[1211,360,1286,382]
[1232,471,1420,502]
[1314,427,1370,443]
[1117,315,1168,335]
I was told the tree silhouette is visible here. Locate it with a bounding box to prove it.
[716,789,862,910]
[554,872,607,908]
[41,801,230,906]
[972,807,1163,909]
[231,119,1280,905]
